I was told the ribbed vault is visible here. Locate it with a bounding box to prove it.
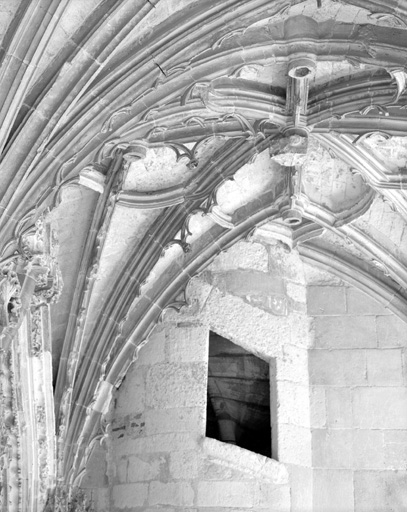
[1,1,407,510]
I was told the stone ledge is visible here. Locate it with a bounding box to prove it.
[201,437,288,485]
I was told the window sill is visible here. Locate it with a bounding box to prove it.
[202,437,288,485]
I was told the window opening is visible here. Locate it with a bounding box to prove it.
[206,331,272,458]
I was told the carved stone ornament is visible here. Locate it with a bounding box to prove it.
[270,134,309,167]
[0,265,22,331]
[23,218,64,307]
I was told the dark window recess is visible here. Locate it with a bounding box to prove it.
[206,331,272,458]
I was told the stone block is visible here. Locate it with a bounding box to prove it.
[80,444,107,488]
[93,488,109,512]
[307,286,346,316]
[114,457,128,484]
[114,433,198,458]
[137,328,165,366]
[254,482,290,510]
[206,269,285,297]
[354,470,407,512]
[202,437,288,485]
[352,387,407,429]
[198,458,246,482]
[366,349,403,386]
[166,324,208,363]
[312,429,353,469]
[310,386,326,428]
[112,483,148,508]
[326,387,353,428]
[208,240,268,272]
[145,407,204,436]
[288,465,313,512]
[111,412,145,442]
[204,270,288,316]
[313,316,376,349]
[146,362,207,409]
[377,315,407,348]
[277,381,310,427]
[384,431,407,469]
[127,454,165,482]
[170,450,198,480]
[313,469,354,512]
[290,314,314,348]
[202,288,291,358]
[352,429,384,469]
[346,287,389,315]
[277,345,309,384]
[114,366,146,416]
[148,481,194,507]
[287,281,307,304]
[309,350,367,386]
[278,424,312,466]
[196,481,254,508]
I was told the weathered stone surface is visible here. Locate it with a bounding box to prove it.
[277,382,310,427]
[326,387,353,428]
[307,286,346,316]
[208,240,268,272]
[288,465,313,512]
[202,438,288,485]
[254,482,290,510]
[313,316,377,349]
[170,450,198,480]
[166,324,208,363]
[148,481,195,507]
[80,444,107,488]
[277,345,309,383]
[312,429,353,469]
[377,315,407,348]
[352,387,407,429]
[112,483,148,509]
[146,362,207,409]
[145,407,204,436]
[137,328,166,366]
[114,433,198,458]
[202,288,291,359]
[114,366,146,416]
[310,386,326,428]
[366,349,403,386]
[384,431,407,468]
[354,471,407,512]
[7,2,407,510]
[346,288,390,316]
[205,269,287,315]
[313,469,354,512]
[127,454,165,483]
[278,425,312,466]
[197,481,255,508]
[352,430,384,469]
[309,350,367,386]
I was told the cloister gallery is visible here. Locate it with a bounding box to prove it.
[1,1,407,510]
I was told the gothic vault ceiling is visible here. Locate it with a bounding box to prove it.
[1,0,407,510]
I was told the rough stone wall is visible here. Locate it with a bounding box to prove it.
[105,316,290,511]
[81,239,407,511]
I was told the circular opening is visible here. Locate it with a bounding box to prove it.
[294,66,311,78]
[282,209,303,226]
[285,217,302,226]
